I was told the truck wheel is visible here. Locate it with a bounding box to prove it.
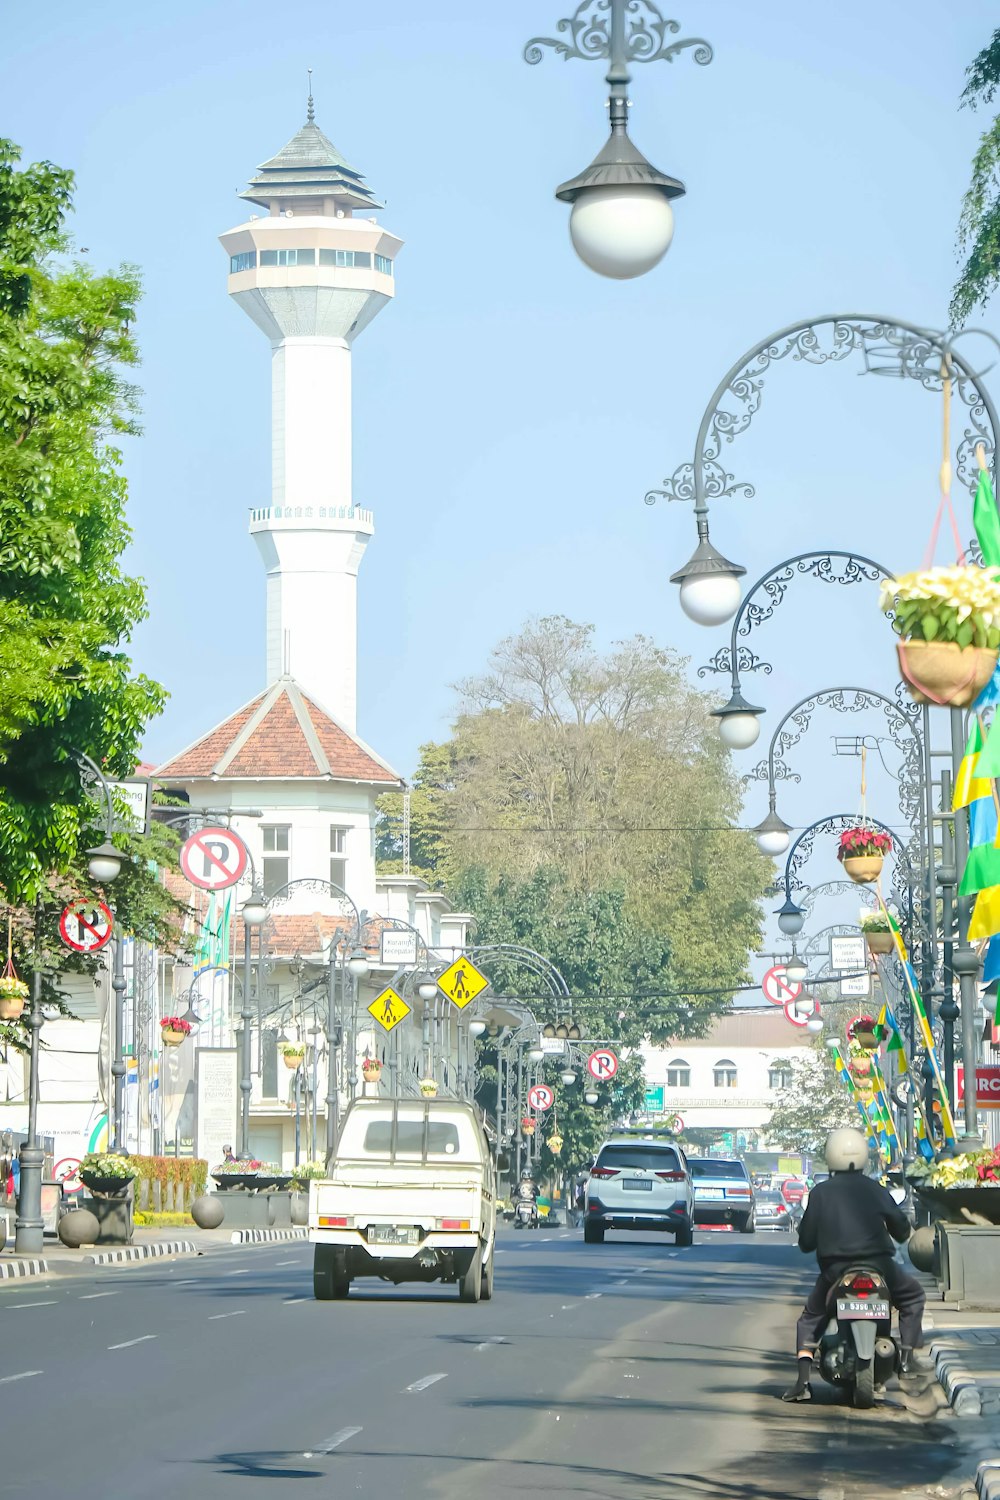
[583,1221,604,1244]
[458,1247,482,1303]
[314,1246,350,1300]
[480,1251,495,1301]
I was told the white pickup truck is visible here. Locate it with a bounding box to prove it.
[308,1097,498,1302]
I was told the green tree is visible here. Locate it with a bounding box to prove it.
[0,138,165,902]
[951,29,1000,325]
[765,1043,858,1156]
[376,740,454,882]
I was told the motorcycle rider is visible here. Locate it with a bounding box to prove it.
[515,1168,540,1224]
[782,1127,927,1402]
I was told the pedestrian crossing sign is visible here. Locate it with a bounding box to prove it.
[368,987,411,1032]
[436,956,489,1011]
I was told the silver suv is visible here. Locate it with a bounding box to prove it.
[584,1135,694,1246]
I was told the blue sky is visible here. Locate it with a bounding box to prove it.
[4,0,999,958]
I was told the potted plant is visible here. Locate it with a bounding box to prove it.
[419,1077,438,1098]
[860,911,894,955]
[837,827,892,884]
[79,1151,135,1196]
[160,1015,191,1047]
[848,1015,880,1051]
[212,1157,264,1191]
[0,971,28,1021]
[881,565,1000,707]
[282,1043,306,1071]
[547,1131,564,1156]
[520,1116,536,1137]
[362,1057,382,1084]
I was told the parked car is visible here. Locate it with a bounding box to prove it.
[584,1135,694,1246]
[689,1157,755,1233]
[754,1189,796,1230]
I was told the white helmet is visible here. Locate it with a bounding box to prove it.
[824,1127,868,1174]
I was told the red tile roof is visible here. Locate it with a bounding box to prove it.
[155,677,401,785]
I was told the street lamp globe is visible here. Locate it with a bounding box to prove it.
[806,1017,824,1033]
[527,1047,545,1063]
[785,955,808,985]
[347,949,370,979]
[468,1019,487,1038]
[711,691,765,751]
[241,893,268,927]
[584,1088,600,1106]
[417,977,439,1002]
[568,185,675,279]
[86,842,125,883]
[753,806,793,857]
[776,899,806,937]
[670,540,746,627]
[560,1069,577,1086]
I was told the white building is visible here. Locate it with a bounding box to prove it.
[641,1012,814,1151]
[0,100,473,1174]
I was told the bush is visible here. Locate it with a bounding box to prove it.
[129,1155,207,1207]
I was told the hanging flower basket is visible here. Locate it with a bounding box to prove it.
[547,1131,564,1156]
[848,1016,880,1052]
[837,828,892,885]
[0,975,28,1021]
[160,1016,191,1047]
[419,1078,438,1098]
[283,1046,306,1070]
[863,927,894,955]
[881,566,1000,708]
[520,1116,536,1136]
[362,1058,382,1084]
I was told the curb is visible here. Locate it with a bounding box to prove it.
[0,1259,48,1278]
[928,1337,1000,1418]
[978,1461,1000,1500]
[83,1241,199,1265]
[228,1227,308,1246]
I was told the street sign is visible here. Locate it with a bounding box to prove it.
[644,1086,665,1112]
[587,1048,619,1081]
[830,935,867,974]
[53,1157,83,1196]
[957,1065,1000,1109]
[668,1114,685,1133]
[762,965,803,1006]
[368,987,412,1032]
[436,956,489,1010]
[380,929,418,967]
[839,973,870,998]
[541,1037,567,1055]
[783,999,810,1027]
[59,899,114,954]
[528,1084,554,1111]
[180,827,248,892]
[108,777,152,835]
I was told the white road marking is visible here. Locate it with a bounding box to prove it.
[284,1296,309,1304]
[0,1370,41,1384]
[108,1335,157,1350]
[405,1373,448,1392]
[274,1258,300,1266]
[79,1292,118,1301]
[540,1236,554,1242]
[585,1292,602,1300]
[560,1303,578,1311]
[303,1425,363,1458]
[226,1268,250,1276]
[474,1336,507,1351]
[668,1252,679,1258]
[6,1301,58,1309]
[174,1279,200,1286]
[613,1280,630,1287]
[208,1310,246,1320]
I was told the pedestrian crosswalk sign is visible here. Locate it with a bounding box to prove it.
[368,987,411,1032]
[436,956,489,1011]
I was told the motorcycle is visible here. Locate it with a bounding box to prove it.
[514,1196,539,1230]
[816,1265,899,1408]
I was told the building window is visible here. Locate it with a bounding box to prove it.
[375,254,392,275]
[354,251,372,268]
[666,1059,690,1088]
[330,826,348,890]
[229,251,257,273]
[318,249,374,269]
[262,824,290,898]
[768,1063,793,1091]
[713,1058,738,1089]
[259,248,316,267]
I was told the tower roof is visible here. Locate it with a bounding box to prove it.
[155,677,401,785]
[241,119,383,213]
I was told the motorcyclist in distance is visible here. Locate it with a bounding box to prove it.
[516,1168,540,1201]
[782,1127,927,1402]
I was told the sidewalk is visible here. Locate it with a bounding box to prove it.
[0,1223,306,1278]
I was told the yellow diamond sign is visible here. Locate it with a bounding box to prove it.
[368,986,411,1033]
[437,956,489,1011]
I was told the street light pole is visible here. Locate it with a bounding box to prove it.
[14,903,44,1255]
[325,941,341,1165]
[239,910,254,1159]
[110,925,128,1151]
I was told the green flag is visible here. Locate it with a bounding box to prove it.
[961,839,1000,896]
[978,714,1000,780]
[974,466,1000,568]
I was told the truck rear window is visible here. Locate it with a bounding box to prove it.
[363,1121,461,1155]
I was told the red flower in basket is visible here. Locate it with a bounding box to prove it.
[161,1015,192,1035]
[837,828,893,860]
[848,1015,878,1041]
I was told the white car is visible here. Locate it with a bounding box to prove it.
[584,1135,694,1246]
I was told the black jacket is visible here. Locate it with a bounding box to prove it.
[796,1172,910,1267]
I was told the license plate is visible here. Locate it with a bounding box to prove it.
[836,1298,890,1319]
[697,1188,724,1199]
[367,1224,419,1245]
[622,1178,652,1191]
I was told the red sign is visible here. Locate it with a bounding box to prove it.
[956,1066,1000,1109]
[587,1049,619,1081]
[528,1084,554,1112]
[59,899,113,953]
[180,827,248,892]
[762,965,802,1006]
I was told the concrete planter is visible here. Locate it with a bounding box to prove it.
[81,1195,134,1245]
[212,1191,292,1230]
[934,1221,1000,1308]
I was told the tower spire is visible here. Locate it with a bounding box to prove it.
[307,68,315,124]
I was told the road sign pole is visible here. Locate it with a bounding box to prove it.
[239,914,254,1158]
[15,922,44,1255]
[110,924,128,1153]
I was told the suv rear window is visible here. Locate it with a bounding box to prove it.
[689,1160,748,1179]
[596,1145,681,1173]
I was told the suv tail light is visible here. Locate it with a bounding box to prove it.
[655,1170,685,1181]
[590,1166,619,1179]
[850,1274,877,1294]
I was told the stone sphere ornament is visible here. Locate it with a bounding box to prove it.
[191,1194,226,1230]
[58,1208,100,1248]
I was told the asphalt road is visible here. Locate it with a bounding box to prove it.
[0,1225,976,1500]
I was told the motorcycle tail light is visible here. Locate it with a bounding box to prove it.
[850,1274,877,1294]
[655,1171,685,1181]
[590,1166,619,1179]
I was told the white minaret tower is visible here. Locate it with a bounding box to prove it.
[220,88,402,733]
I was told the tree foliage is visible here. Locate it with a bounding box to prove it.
[952,29,1000,325]
[765,1043,857,1156]
[0,138,165,901]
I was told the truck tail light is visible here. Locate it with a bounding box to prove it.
[439,1219,471,1230]
[318,1215,350,1227]
[655,1171,685,1181]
